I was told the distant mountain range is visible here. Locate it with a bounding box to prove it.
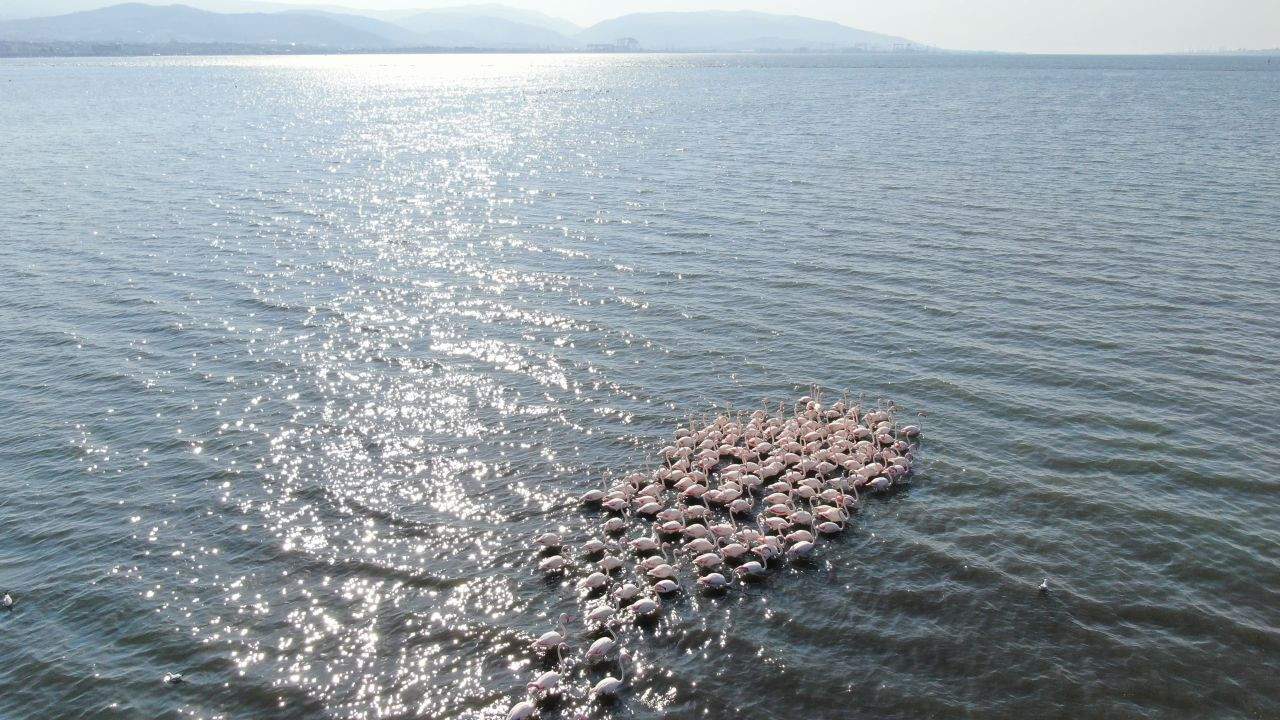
[0,2,923,53]
[0,4,391,47]
[579,11,911,52]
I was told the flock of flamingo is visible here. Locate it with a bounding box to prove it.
[507,393,922,719]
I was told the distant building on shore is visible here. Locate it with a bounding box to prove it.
[588,37,641,52]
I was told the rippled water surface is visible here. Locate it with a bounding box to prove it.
[1,53,1277,719]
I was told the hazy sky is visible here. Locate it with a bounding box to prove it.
[265,0,1280,53]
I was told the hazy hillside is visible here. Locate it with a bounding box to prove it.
[0,0,583,38]
[578,10,916,51]
[0,3,391,46]
[0,3,922,54]
[426,4,579,36]
[397,10,579,49]
[283,10,424,46]
[0,0,291,21]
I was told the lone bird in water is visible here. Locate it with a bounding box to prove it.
[163,673,183,685]
[1038,578,1049,593]
[1,593,13,610]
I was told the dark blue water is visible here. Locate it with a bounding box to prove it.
[0,53,1277,719]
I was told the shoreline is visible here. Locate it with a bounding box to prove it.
[1,41,1274,60]
[0,40,945,59]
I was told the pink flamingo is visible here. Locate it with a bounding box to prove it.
[629,536,658,553]
[578,572,608,591]
[532,613,572,659]
[534,532,562,549]
[506,699,536,720]
[539,554,568,573]
[684,537,716,555]
[697,572,730,589]
[653,578,680,594]
[613,582,641,603]
[693,551,723,570]
[590,650,630,700]
[585,625,617,662]
[630,597,659,616]
[786,539,815,560]
[528,670,561,694]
